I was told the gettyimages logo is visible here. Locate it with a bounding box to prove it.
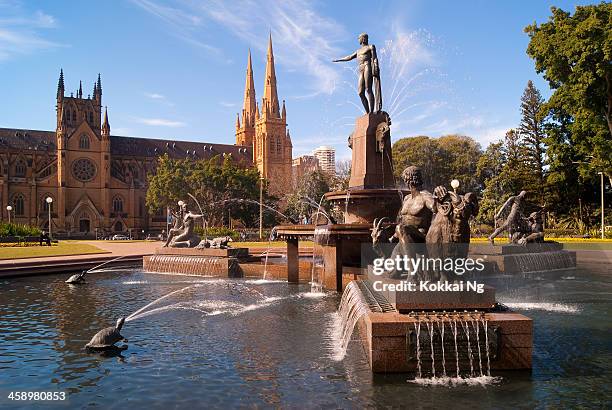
[361,244,488,295]
[371,254,486,276]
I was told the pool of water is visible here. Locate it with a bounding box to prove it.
[1,268,611,408]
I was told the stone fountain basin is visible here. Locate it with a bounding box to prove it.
[357,310,532,373]
[325,189,408,224]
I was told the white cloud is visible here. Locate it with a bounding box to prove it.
[135,117,186,127]
[0,2,63,61]
[219,101,236,108]
[144,92,175,107]
[130,0,223,55]
[132,0,346,96]
[144,92,165,100]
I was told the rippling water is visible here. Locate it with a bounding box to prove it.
[0,268,611,408]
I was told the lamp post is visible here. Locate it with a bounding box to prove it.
[177,200,185,224]
[6,205,12,224]
[259,177,264,240]
[46,197,53,239]
[451,179,460,193]
[598,172,605,239]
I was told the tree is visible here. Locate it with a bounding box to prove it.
[393,136,441,189]
[146,154,277,227]
[285,169,333,223]
[436,135,482,193]
[392,135,482,192]
[476,130,537,224]
[518,80,547,204]
[332,159,351,191]
[525,3,612,182]
[476,141,506,223]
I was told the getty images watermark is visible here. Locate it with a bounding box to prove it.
[369,255,487,293]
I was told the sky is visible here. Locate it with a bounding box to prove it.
[0,0,596,160]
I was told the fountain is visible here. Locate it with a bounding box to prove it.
[274,33,533,376]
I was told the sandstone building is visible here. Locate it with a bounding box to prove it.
[1,71,252,237]
[292,155,319,188]
[1,35,293,237]
[235,35,292,198]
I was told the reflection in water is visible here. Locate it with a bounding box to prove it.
[0,268,611,408]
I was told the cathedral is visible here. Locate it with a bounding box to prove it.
[0,35,292,237]
[235,35,293,198]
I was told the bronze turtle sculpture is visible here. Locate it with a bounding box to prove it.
[85,317,127,350]
[66,270,87,284]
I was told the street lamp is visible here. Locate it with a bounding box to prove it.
[259,177,264,240]
[6,205,12,224]
[46,197,53,239]
[451,179,460,193]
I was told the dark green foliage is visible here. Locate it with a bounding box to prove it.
[525,3,612,180]
[392,134,482,192]
[146,154,278,228]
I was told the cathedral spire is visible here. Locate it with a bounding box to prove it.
[102,106,110,136]
[262,33,280,117]
[96,74,102,97]
[57,69,64,100]
[242,49,256,127]
[78,81,83,98]
[236,113,241,129]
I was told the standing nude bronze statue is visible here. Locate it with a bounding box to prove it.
[333,33,382,113]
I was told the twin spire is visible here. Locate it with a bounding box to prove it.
[238,33,284,127]
[56,69,102,102]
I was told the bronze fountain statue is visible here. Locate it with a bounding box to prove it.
[333,32,382,114]
[163,201,234,249]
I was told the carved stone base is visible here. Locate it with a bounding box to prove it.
[348,112,395,189]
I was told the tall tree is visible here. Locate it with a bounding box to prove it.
[476,130,536,224]
[525,3,612,183]
[518,80,547,204]
[392,135,482,192]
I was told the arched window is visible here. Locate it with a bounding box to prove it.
[13,194,25,216]
[113,196,124,213]
[72,110,77,122]
[79,134,90,150]
[89,112,94,123]
[276,137,282,154]
[14,159,26,177]
[114,221,123,232]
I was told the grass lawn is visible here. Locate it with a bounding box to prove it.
[0,242,109,260]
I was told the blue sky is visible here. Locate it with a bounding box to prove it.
[0,0,595,160]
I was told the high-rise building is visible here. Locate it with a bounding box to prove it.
[313,146,336,175]
[235,35,292,198]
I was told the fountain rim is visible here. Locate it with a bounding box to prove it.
[325,188,410,202]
